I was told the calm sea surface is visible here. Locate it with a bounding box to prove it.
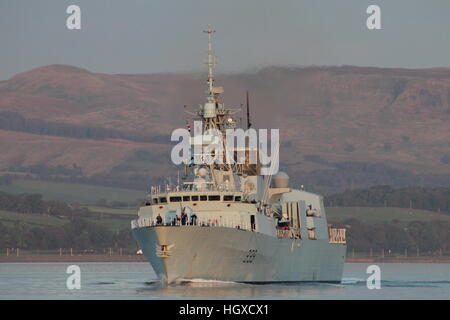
[0,262,449,299]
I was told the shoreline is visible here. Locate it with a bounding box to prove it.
[0,255,449,263]
[0,255,147,263]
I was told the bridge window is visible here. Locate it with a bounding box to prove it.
[159,197,167,203]
[152,198,158,204]
[183,196,190,201]
[208,195,221,201]
[169,196,182,202]
[191,195,199,201]
[200,195,207,201]
[234,196,242,202]
[223,195,234,201]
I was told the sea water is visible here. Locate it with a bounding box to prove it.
[0,262,449,299]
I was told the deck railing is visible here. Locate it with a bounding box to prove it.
[276,229,291,239]
[131,217,251,232]
[133,219,346,244]
[276,228,301,239]
[150,183,237,195]
[328,228,346,244]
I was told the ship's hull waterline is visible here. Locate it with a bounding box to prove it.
[132,226,347,284]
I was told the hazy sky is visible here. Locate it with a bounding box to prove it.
[1,0,449,80]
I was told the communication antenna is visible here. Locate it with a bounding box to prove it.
[246,91,252,129]
[203,24,216,99]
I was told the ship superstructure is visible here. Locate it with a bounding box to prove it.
[131,25,346,284]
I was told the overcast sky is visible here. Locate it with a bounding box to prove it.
[1,0,449,80]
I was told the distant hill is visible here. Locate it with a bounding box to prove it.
[1,64,450,193]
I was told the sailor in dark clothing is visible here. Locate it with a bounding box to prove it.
[190,212,198,226]
[181,207,187,225]
[156,214,163,225]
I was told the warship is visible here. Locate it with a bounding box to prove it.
[131,25,346,284]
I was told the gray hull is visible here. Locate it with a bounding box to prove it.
[132,226,346,284]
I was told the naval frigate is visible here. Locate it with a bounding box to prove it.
[131,25,347,284]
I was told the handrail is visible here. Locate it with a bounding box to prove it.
[328,227,346,244]
[131,217,251,231]
[132,219,346,244]
[276,228,301,239]
[150,183,238,195]
[276,229,291,239]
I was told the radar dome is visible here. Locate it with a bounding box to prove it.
[197,167,208,177]
[272,171,289,188]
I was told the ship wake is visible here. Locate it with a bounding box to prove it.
[179,278,241,286]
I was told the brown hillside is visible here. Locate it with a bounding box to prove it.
[1,64,450,192]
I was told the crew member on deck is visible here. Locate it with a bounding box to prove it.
[191,212,198,226]
[181,208,187,225]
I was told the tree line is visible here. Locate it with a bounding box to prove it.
[1,188,449,253]
[325,185,450,213]
[8,164,83,177]
[0,111,168,144]
[295,156,450,195]
[0,218,135,250]
[0,191,88,217]
[0,191,135,249]
[332,218,450,254]
[6,172,151,191]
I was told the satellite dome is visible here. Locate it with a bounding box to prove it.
[197,167,208,177]
[272,171,289,188]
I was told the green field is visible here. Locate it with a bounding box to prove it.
[82,215,132,232]
[0,210,68,228]
[326,206,450,223]
[0,179,145,205]
[84,206,137,216]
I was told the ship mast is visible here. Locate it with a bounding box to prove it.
[198,25,238,184]
[182,25,246,191]
[177,26,260,194]
[204,24,216,101]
